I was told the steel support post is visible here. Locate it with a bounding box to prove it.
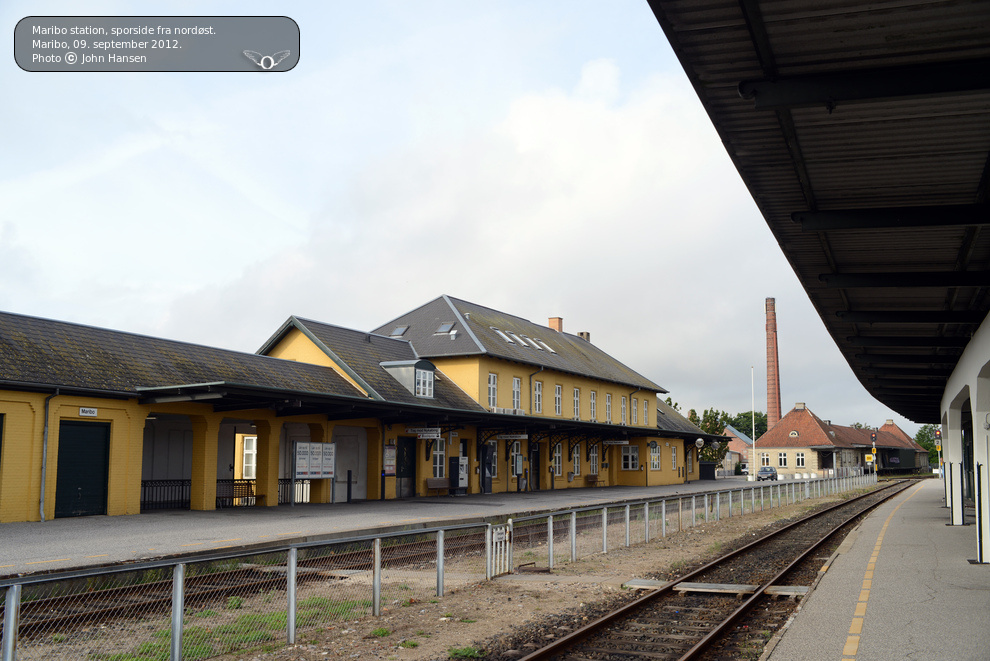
[171,563,185,661]
[602,508,608,553]
[485,525,492,580]
[691,495,696,527]
[704,494,709,523]
[548,517,555,569]
[373,538,382,616]
[2,585,21,661]
[287,547,297,644]
[436,530,445,597]
[644,502,650,543]
[625,505,630,547]
[570,512,577,562]
[661,500,667,538]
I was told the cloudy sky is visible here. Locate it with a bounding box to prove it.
[1,1,921,436]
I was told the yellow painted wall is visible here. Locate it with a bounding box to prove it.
[435,356,658,431]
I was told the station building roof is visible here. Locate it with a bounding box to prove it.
[372,295,667,394]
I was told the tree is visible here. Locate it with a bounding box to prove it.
[849,422,871,429]
[664,397,681,412]
[914,424,939,466]
[729,411,767,440]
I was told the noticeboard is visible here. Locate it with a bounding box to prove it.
[384,445,396,476]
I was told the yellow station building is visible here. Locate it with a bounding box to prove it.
[0,296,716,523]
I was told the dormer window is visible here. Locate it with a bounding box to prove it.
[789,430,799,437]
[415,368,434,398]
[435,322,455,334]
[390,325,408,338]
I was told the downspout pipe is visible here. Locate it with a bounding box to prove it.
[40,388,59,522]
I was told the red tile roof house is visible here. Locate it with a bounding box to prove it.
[721,425,753,474]
[756,403,928,478]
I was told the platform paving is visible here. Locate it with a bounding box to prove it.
[767,479,990,661]
[0,476,755,576]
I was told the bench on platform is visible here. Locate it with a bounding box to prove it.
[585,474,603,487]
[426,477,449,496]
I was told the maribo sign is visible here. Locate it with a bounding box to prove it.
[293,442,335,479]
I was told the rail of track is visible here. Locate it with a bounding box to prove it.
[518,480,912,661]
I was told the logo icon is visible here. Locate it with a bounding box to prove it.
[243,50,291,70]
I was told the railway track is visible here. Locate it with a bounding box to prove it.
[518,480,912,661]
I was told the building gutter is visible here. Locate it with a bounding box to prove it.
[40,388,59,522]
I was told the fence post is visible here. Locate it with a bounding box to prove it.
[678,497,682,532]
[644,502,650,543]
[728,490,732,518]
[716,492,721,521]
[436,529,445,598]
[508,519,514,571]
[373,538,382,616]
[602,507,608,553]
[691,495,697,527]
[287,548,298,644]
[548,516,555,569]
[704,494,710,523]
[625,504,630,547]
[170,563,185,661]
[2,584,21,661]
[485,524,492,580]
[661,499,667,538]
[570,511,577,562]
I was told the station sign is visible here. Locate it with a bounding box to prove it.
[407,427,441,439]
[497,434,528,440]
[603,440,629,445]
[79,407,98,417]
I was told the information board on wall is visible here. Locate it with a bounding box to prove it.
[294,441,335,479]
[384,446,396,476]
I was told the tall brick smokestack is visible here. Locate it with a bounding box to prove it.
[766,297,782,429]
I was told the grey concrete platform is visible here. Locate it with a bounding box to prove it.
[767,479,990,661]
[0,476,753,577]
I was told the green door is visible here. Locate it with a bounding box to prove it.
[55,421,110,518]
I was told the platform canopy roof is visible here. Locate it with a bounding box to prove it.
[648,0,990,423]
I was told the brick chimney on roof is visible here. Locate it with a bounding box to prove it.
[549,317,563,332]
[767,298,782,428]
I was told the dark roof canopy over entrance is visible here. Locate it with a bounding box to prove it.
[648,0,990,423]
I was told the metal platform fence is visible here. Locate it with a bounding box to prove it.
[1,472,876,661]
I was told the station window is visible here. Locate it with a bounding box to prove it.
[632,398,638,424]
[512,377,521,409]
[491,442,498,478]
[573,388,580,419]
[572,445,581,476]
[650,444,661,470]
[415,369,434,398]
[552,443,562,476]
[488,373,498,409]
[671,445,677,470]
[621,445,639,470]
[510,441,521,476]
[243,436,257,480]
[590,391,597,421]
[796,452,805,468]
[778,452,788,468]
[554,385,562,416]
[643,400,649,426]
[605,394,612,423]
[590,445,599,475]
[621,397,627,425]
[534,381,543,413]
[433,439,446,478]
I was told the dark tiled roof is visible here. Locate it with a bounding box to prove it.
[259,317,486,412]
[372,296,666,392]
[0,311,364,398]
[655,399,707,437]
